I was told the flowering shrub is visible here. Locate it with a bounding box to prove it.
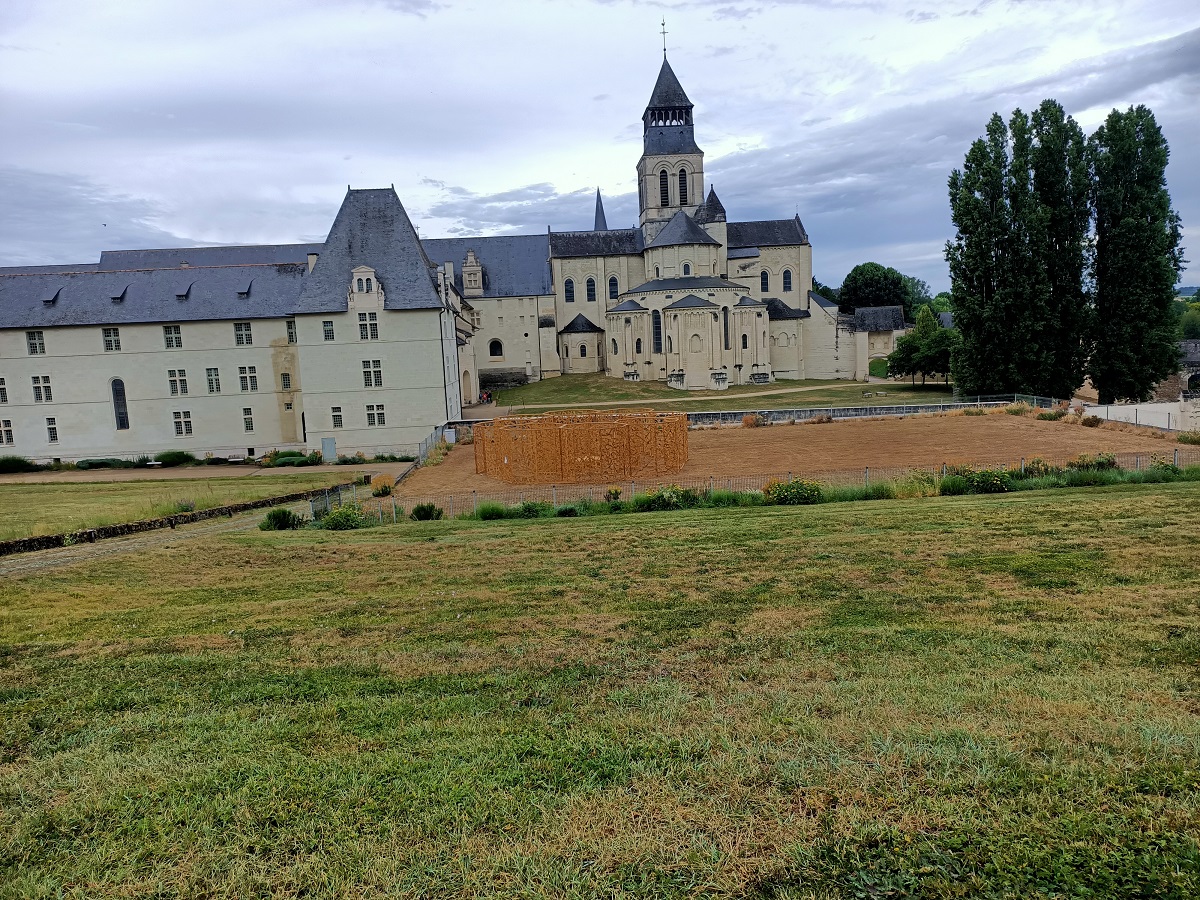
[1066,452,1118,472]
[321,504,366,530]
[371,474,393,497]
[764,478,822,505]
[965,468,1011,494]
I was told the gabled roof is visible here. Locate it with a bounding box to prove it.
[727,216,809,248]
[627,275,745,293]
[550,228,644,258]
[851,306,906,332]
[609,298,647,312]
[422,234,552,298]
[809,290,838,311]
[295,188,442,314]
[646,211,720,249]
[594,189,608,231]
[558,312,605,334]
[764,297,811,320]
[664,294,718,310]
[646,57,692,111]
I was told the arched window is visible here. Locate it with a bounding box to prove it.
[564,278,575,302]
[782,270,793,292]
[356,278,364,292]
[608,276,618,300]
[365,277,373,292]
[111,379,129,430]
[489,339,503,358]
[722,307,731,350]
[741,333,749,350]
[760,271,769,292]
[612,338,619,355]
[652,310,663,353]
[586,277,596,302]
[655,266,660,278]
[678,169,688,206]
[689,333,702,353]
[580,343,587,358]
[682,263,691,276]
[635,337,643,354]
[667,335,673,353]
[659,169,669,207]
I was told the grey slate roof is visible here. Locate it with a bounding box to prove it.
[558,312,604,334]
[727,247,760,260]
[646,57,693,110]
[644,126,703,156]
[852,306,906,332]
[809,290,839,312]
[550,228,644,258]
[422,233,552,298]
[594,189,608,231]
[1181,340,1200,365]
[664,294,718,310]
[938,311,954,329]
[609,298,647,312]
[764,297,810,321]
[727,216,809,248]
[97,243,322,271]
[0,262,99,274]
[646,211,720,249]
[735,296,766,307]
[0,263,308,328]
[694,186,726,224]
[627,275,745,293]
[295,188,442,314]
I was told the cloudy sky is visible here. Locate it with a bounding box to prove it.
[1,0,1197,291]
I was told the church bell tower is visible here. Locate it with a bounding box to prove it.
[637,56,705,233]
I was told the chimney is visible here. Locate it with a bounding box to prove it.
[307,252,319,272]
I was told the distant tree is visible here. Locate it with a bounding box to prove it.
[812,277,839,303]
[1182,308,1200,340]
[1088,106,1184,403]
[839,262,911,318]
[931,292,952,313]
[886,305,959,384]
[901,275,932,317]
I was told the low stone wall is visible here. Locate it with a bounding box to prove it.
[0,483,355,558]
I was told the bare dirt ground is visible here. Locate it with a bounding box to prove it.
[397,414,1183,498]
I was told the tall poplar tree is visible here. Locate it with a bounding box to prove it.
[1088,106,1184,403]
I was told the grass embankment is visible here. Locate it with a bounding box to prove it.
[3,483,1200,896]
[497,373,953,412]
[0,472,350,541]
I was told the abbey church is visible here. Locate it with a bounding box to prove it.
[0,57,905,462]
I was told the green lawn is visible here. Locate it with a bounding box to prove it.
[0,471,351,541]
[3,483,1199,896]
[496,373,954,412]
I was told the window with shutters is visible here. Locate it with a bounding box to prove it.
[238,366,258,392]
[168,369,188,396]
[206,368,221,393]
[32,375,52,403]
[173,410,192,436]
[163,325,183,348]
[102,327,122,351]
[362,359,382,387]
[234,322,253,345]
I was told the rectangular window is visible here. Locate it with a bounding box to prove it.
[284,402,293,411]
[286,319,297,344]
[32,375,52,403]
[323,320,335,341]
[362,359,382,387]
[366,403,385,426]
[46,417,58,443]
[331,406,343,429]
[26,330,45,355]
[206,367,221,393]
[0,378,6,404]
[0,419,12,445]
[238,365,258,392]
[102,327,122,352]
[234,321,253,346]
[281,372,292,391]
[173,410,193,436]
[358,311,379,340]
[243,407,254,432]
[168,369,188,396]
[163,325,183,348]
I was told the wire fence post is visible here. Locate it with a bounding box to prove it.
[1021,457,1025,475]
[864,467,869,487]
[392,498,397,523]
[449,496,454,518]
[1175,448,1179,467]
[473,490,478,513]
[552,485,556,506]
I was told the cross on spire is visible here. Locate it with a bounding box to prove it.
[660,18,668,56]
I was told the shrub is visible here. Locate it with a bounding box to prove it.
[742,413,767,428]
[476,502,508,521]
[965,468,1011,494]
[0,456,42,473]
[764,478,822,505]
[153,450,197,467]
[336,454,368,465]
[1024,457,1061,478]
[1037,409,1066,421]
[1147,457,1181,479]
[423,440,452,465]
[516,501,552,518]
[805,414,834,425]
[174,499,196,513]
[410,502,444,521]
[1081,415,1103,427]
[604,486,622,502]
[963,407,988,416]
[371,474,394,497]
[76,457,135,470]
[634,485,701,511]
[1004,403,1032,416]
[1063,467,1123,488]
[1067,452,1118,472]
[556,506,578,517]
[1178,431,1200,445]
[940,474,969,495]
[203,455,230,465]
[321,504,367,530]
[260,508,306,530]
[861,482,896,500]
[134,456,152,467]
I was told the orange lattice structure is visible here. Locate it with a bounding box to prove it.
[474,410,689,484]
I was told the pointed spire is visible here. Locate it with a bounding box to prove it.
[593,188,608,231]
[645,57,692,114]
[695,185,726,224]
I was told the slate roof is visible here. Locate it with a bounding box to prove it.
[646,58,693,110]
[550,229,644,258]
[664,294,719,310]
[1181,340,1200,366]
[646,211,719,249]
[764,297,810,321]
[97,243,322,270]
[627,275,745,293]
[727,247,760,260]
[644,126,703,156]
[422,233,552,298]
[295,188,443,314]
[694,186,726,224]
[594,189,608,231]
[609,298,647,312]
[735,296,766,307]
[727,216,809,248]
[0,262,99,274]
[558,312,605,334]
[852,306,906,332]
[0,263,309,328]
[938,311,954,329]
[809,290,838,311]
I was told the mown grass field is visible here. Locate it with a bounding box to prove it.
[3,483,1200,897]
[0,471,350,540]
[497,373,954,412]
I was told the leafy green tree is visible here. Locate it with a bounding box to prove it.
[886,306,959,384]
[931,292,952,313]
[1181,308,1200,340]
[839,262,912,318]
[1088,106,1184,403]
[812,278,839,303]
